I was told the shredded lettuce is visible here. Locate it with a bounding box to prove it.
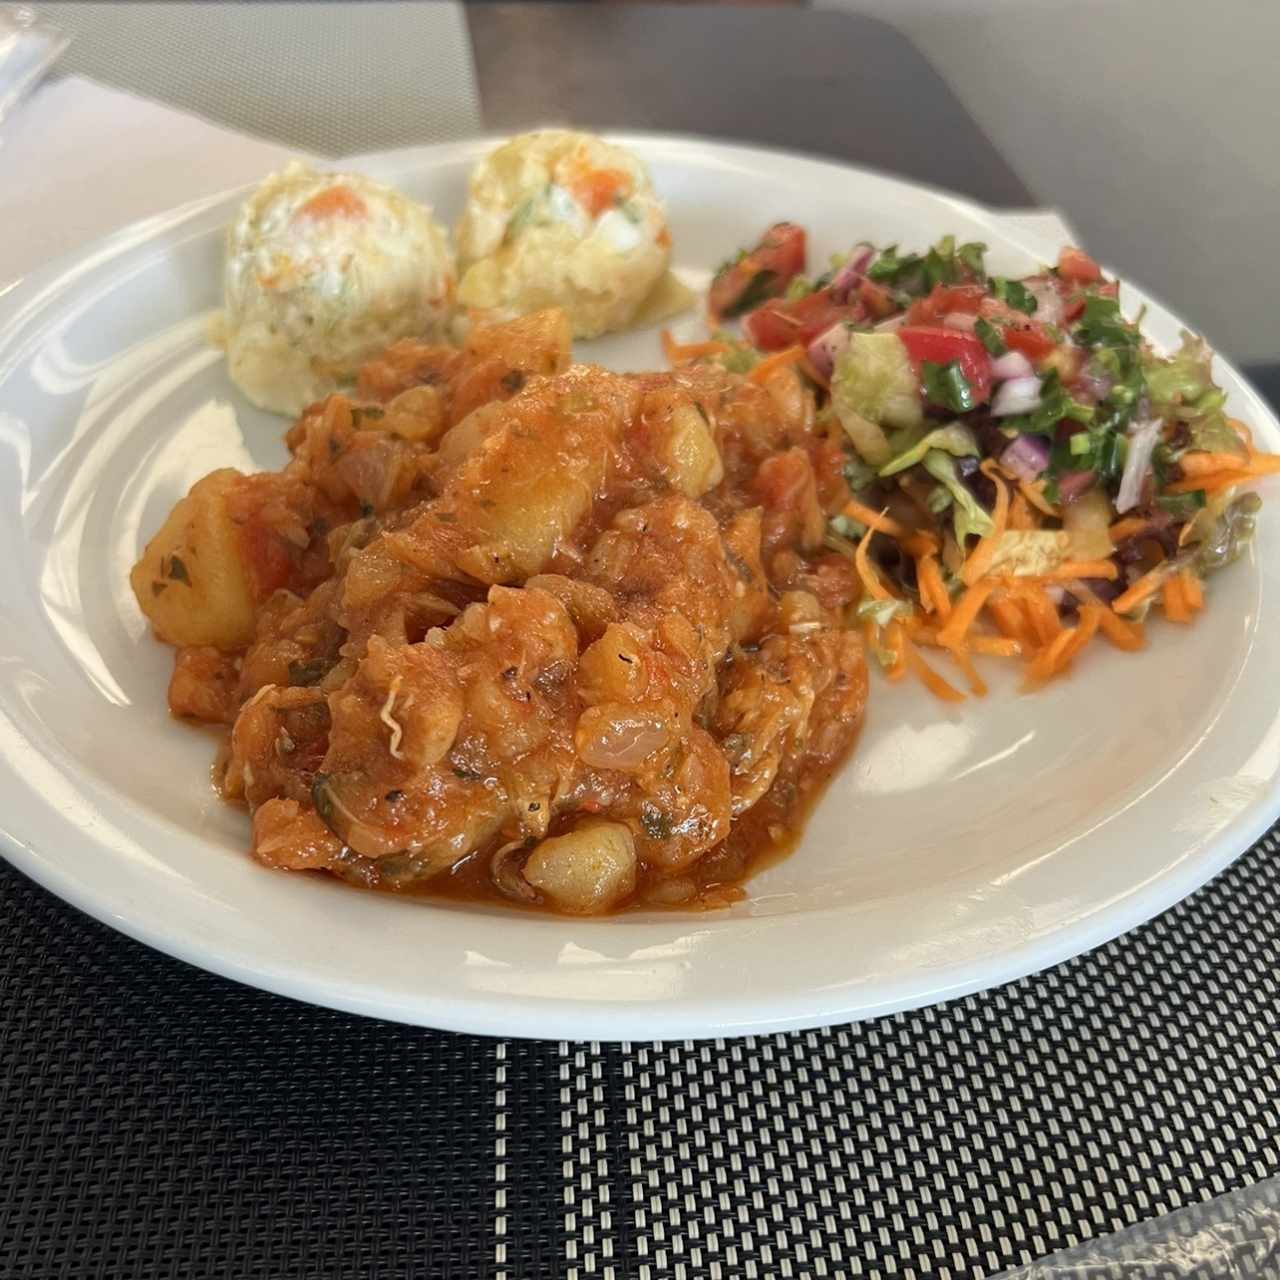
[1192,492,1261,572]
[986,530,1070,576]
[1145,332,1213,406]
[879,422,978,477]
[1144,333,1245,460]
[923,451,995,543]
[832,332,924,436]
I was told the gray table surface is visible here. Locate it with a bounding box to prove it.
[468,4,1034,208]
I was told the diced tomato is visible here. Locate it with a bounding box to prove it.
[708,222,807,319]
[896,325,993,405]
[238,519,294,599]
[857,278,897,319]
[742,290,859,351]
[1062,278,1117,323]
[1057,246,1103,284]
[1003,325,1057,360]
[906,283,988,324]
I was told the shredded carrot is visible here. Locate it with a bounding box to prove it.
[1165,453,1280,494]
[1018,585,1063,646]
[885,620,908,681]
[1024,628,1077,687]
[1070,580,1146,650]
[1162,574,1191,624]
[987,596,1031,647]
[1111,563,1168,615]
[748,345,806,385]
[916,554,951,619]
[904,639,966,702]
[661,330,729,365]
[960,462,1010,586]
[1031,560,1120,583]
[854,524,891,601]
[1107,516,1149,544]
[843,499,907,540]
[1181,569,1204,611]
[1231,418,1254,451]
[903,531,940,558]
[1163,472,1242,496]
[1061,604,1101,665]
[1008,491,1037,531]
[1018,478,1061,519]
[1096,609,1145,650]
[1179,450,1252,477]
[936,578,997,650]
[914,627,1022,658]
[950,647,988,696]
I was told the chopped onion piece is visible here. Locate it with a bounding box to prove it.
[992,375,1042,416]
[1024,277,1065,327]
[829,244,875,302]
[1115,418,1162,514]
[999,433,1050,482]
[991,350,1034,382]
[806,321,852,382]
[942,311,978,332]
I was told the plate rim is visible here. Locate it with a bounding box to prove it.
[2,132,1279,1040]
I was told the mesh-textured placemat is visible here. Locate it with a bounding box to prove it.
[2,825,1277,1279]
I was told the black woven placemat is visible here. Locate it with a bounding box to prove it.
[2,821,1277,1279]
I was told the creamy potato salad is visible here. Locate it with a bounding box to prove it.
[220,162,455,416]
[455,130,672,338]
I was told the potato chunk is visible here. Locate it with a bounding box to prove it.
[523,821,637,913]
[658,401,724,498]
[130,469,255,649]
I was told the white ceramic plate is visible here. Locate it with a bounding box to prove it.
[2,135,1278,1040]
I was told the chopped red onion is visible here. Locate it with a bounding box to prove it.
[992,375,1042,416]
[991,350,1034,382]
[1057,470,1096,504]
[999,433,1051,481]
[1074,368,1113,404]
[828,244,876,302]
[874,313,907,333]
[806,321,852,382]
[1115,417,1162,514]
[942,312,978,332]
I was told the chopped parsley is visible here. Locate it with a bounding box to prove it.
[1075,295,1138,348]
[868,235,986,295]
[990,278,1037,314]
[1003,370,1095,436]
[974,317,1007,356]
[920,360,977,413]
